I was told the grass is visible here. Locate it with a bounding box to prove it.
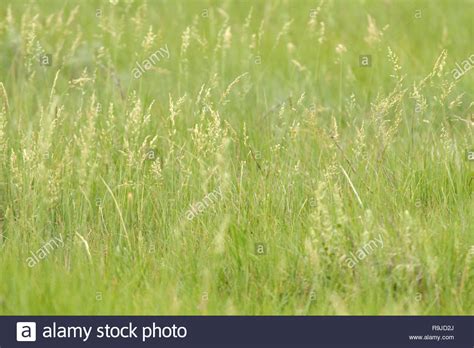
[0,0,472,315]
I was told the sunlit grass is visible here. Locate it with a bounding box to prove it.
[0,0,472,315]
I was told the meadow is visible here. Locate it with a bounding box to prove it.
[0,0,472,315]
